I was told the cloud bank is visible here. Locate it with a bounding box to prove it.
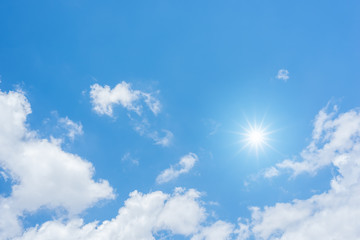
[3,86,360,240]
[16,188,206,240]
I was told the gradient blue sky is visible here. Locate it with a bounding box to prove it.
[1,1,360,239]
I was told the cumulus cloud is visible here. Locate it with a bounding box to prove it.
[90,82,160,117]
[192,221,234,240]
[244,105,360,239]
[271,104,359,176]
[276,69,289,82]
[8,85,360,239]
[0,89,114,239]
[0,87,236,240]
[15,188,206,240]
[156,153,198,184]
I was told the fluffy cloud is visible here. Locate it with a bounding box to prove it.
[274,104,360,176]
[0,89,114,239]
[91,82,171,146]
[276,69,289,82]
[7,86,360,239]
[90,82,160,117]
[0,88,234,240]
[16,188,206,240]
[156,153,198,184]
[246,105,360,239]
[192,221,234,240]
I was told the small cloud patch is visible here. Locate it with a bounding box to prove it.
[276,69,289,82]
[156,153,198,184]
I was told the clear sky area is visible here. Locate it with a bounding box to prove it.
[1,1,360,239]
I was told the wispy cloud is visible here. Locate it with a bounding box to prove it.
[58,116,83,141]
[203,119,221,136]
[132,118,173,147]
[263,166,279,178]
[276,69,289,82]
[156,153,198,184]
[149,129,174,147]
[121,152,139,166]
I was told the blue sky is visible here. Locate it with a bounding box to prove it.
[1,1,360,239]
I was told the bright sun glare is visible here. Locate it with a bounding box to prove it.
[248,129,265,146]
[239,121,273,155]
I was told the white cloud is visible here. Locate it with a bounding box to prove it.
[121,152,139,166]
[0,89,114,239]
[9,84,360,240]
[0,170,9,181]
[234,220,251,240]
[244,105,360,239]
[142,92,161,115]
[89,82,160,117]
[90,82,169,146]
[156,153,198,184]
[58,116,83,141]
[263,166,279,178]
[0,87,236,240]
[273,104,360,176]
[132,119,174,147]
[15,188,206,240]
[276,69,289,82]
[192,221,234,240]
[149,129,174,147]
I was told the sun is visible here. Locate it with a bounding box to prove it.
[247,129,265,146]
[239,120,273,155]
